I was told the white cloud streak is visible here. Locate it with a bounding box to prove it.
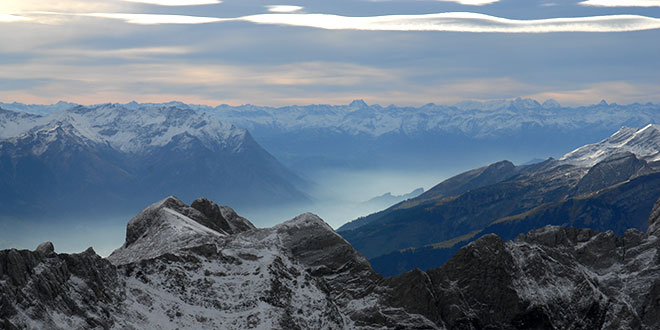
[267,5,303,13]
[11,11,660,33]
[0,0,120,13]
[437,0,500,5]
[83,13,225,24]
[237,12,660,33]
[120,0,222,6]
[580,0,660,7]
[0,14,31,22]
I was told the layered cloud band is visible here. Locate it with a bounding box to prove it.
[73,12,660,33]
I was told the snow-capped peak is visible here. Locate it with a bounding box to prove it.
[3,104,248,154]
[560,124,660,167]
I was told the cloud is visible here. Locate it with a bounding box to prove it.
[0,14,31,22]
[39,11,660,33]
[120,0,222,6]
[266,5,303,13]
[437,0,500,5]
[83,13,225,24]
[580,0,660,7]
[43,46,193,60]
[0,0,119,13]
[525,81,660,105]
[2,55,659,107]
[236,12,660,33]
[0,60,406,105]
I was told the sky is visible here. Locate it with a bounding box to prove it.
[1,0,659,106]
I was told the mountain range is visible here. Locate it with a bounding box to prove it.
[0,104,308,217]
[4,99,660,173]
[2,195,660,329]
[339,124,660,276]
[204,98,660,172]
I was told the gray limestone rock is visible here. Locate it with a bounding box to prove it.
[4,196,660,329]
[35,242,55,256]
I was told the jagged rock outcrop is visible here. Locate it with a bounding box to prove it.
[191,197,256,234]
[3,196,660,329]
[0,246,123,330]
[381,196,660,329]
[107,196,228,265]
[1,197,438,329]
[648,196,660,236]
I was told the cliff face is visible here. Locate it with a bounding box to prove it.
[2,196,660,329]
[383,197,660,329]
[0,245,122,330]
[0,197,436,330]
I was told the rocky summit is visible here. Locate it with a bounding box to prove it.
[2,196,660,329]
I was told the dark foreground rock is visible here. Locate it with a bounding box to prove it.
[3,196,660,329]
[383,196,660,329]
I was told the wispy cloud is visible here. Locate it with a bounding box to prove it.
[267,5,303,13]
[237,12,660,33]
[4,53,657,107]
[0,0,120,13]
[27,11,660,33]
[83,13,225,24]
[437,0,500,5]
[120,0,222,6]
[580,0,660,7]
[526,81,660,105]
[43,46,193,60]
[0,14,31,22]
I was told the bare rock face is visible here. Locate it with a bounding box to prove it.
[4,196,660,329]
[648,196,660,236]
[2,197,439,329]
[273,213,437,328]
[107,196,228,265]
[574,151,647,195]
[191,197,255,234]
[382,196,660,329]
[35,242,54,256]
[0,244,123,330]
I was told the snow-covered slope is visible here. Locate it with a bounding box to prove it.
[0,105,308,215]
[0,108,45,139]
[10,104,247,154]
[561,124,660,166]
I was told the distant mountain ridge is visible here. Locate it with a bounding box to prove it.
[4,99,660,171]
[5,98,658,139]
[339,124,660,276]
[0,104,308,217]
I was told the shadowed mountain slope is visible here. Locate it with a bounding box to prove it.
[340,125,660,276]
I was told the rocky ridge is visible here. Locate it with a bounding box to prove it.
[3,196,660,329]
[0,197,435,329]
